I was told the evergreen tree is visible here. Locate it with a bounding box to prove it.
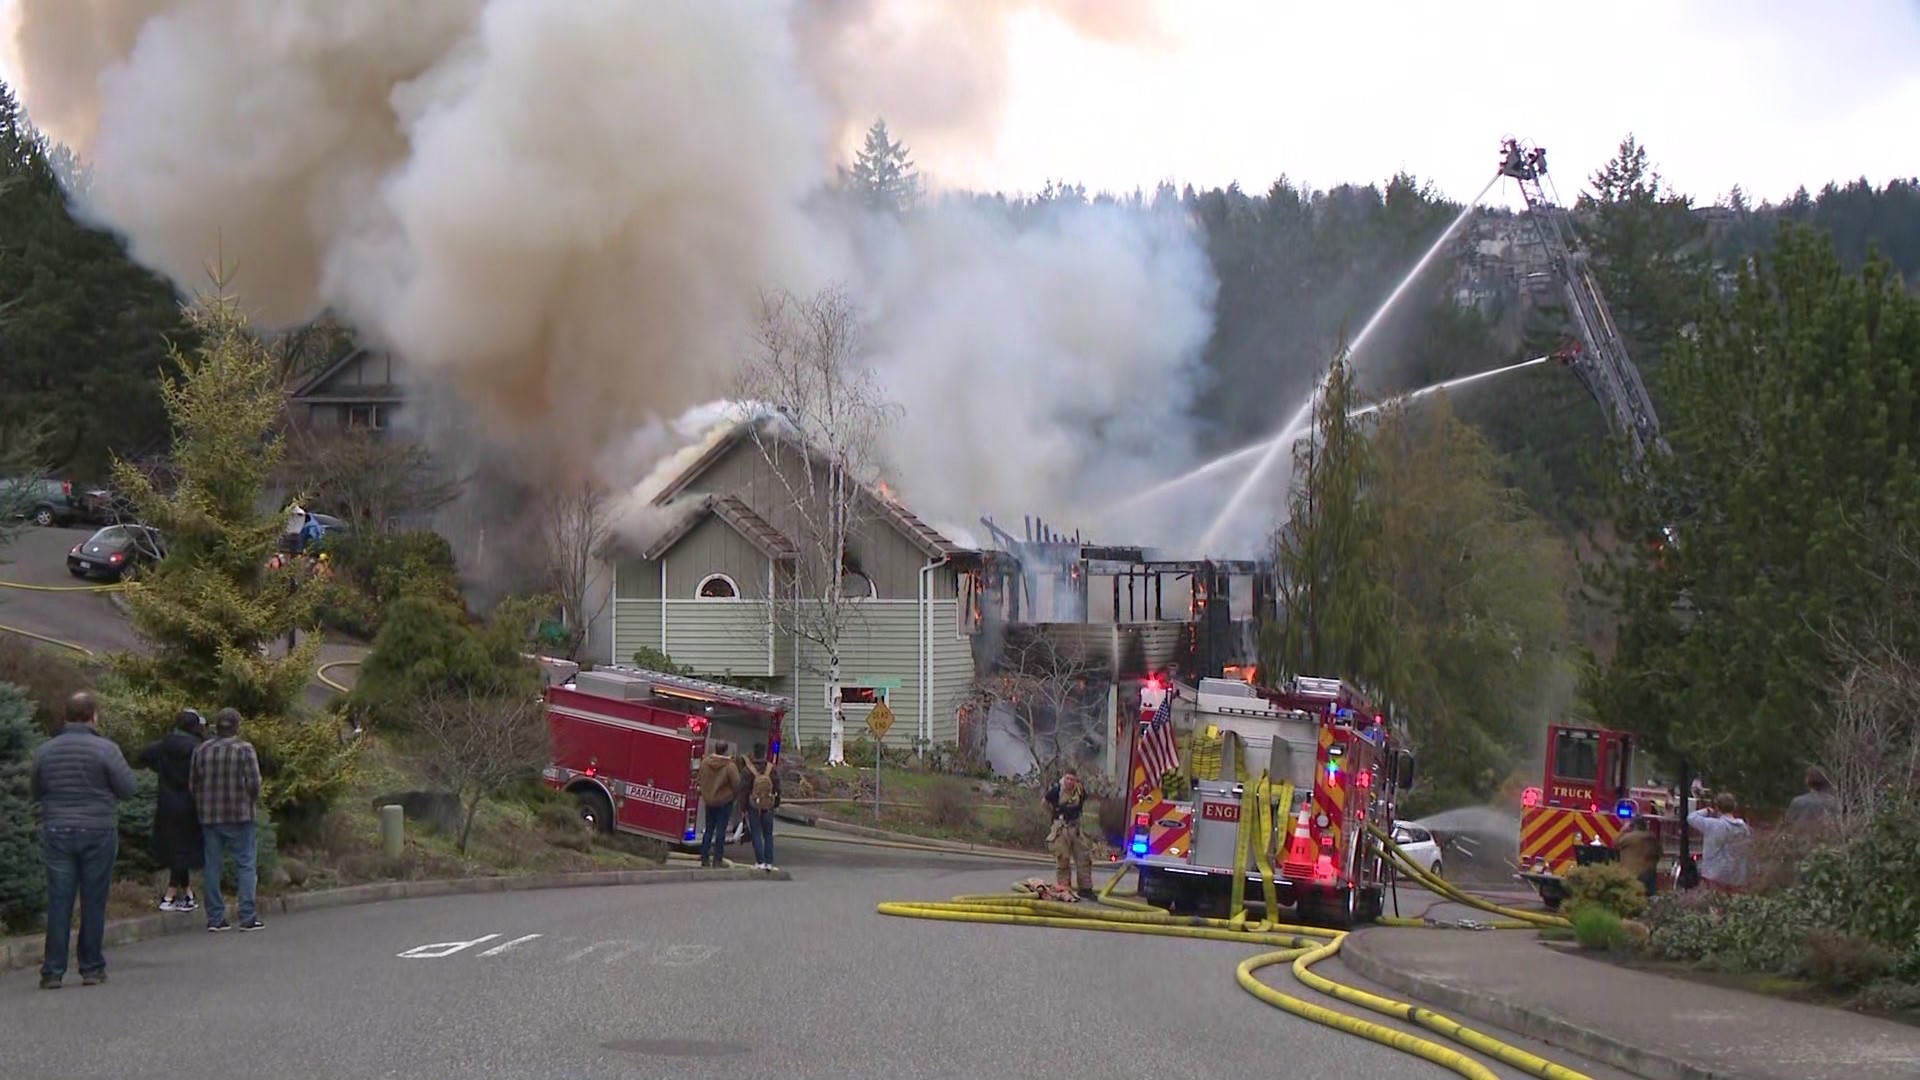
[0,80,189,478]
[107,293,354,819]
[1586,226,1920,807]
[843,118,920,216]
[1261,354,1397,693]
[0,682,43,931]
[1575,134,1710,371]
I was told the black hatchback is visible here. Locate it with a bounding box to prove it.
[68,524,166,581]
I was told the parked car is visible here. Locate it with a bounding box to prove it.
[76,486,140,526]
[1,477,82,527]
[1391,821,1444,878]
[68,524,167,581]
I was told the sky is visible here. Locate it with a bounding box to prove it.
[2,0,1916,210]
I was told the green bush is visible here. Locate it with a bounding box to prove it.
[315,530,461,639]
[1798,804,1920,953]
[1645,891,1822,974]
[1571,905,1626,951]
[1564,862,1649,919]
[0,637,95,735]
[0,684,45,930]
[1800,931,1894,992]
[351,595,542,728]
[114,770,161,879]
[925,776,975,830]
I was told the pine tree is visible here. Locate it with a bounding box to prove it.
[1261,354,1398,693]
[0,682,44,931]
[1576,134,1710,371]
[107,293,355,819]
[843,118,920,216]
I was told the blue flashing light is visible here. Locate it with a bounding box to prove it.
[1129,836,1149,857]
[685,828,697,841]
[1614,799,1636,822]
[769,739,781,756]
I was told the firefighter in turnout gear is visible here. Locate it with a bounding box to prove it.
[1045,767,1095,899]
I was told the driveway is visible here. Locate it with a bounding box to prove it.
[0,523,143,655]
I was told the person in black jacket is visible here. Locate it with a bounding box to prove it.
[138,709,207,913]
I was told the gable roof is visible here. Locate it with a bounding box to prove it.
[648,417,965,559]
[289,346,405,404]
[640,493,798,562]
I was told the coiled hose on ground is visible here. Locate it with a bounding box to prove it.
[878,803,1582,1080]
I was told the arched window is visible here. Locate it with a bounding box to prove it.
[696,573,739,599]
[840,570,877,599]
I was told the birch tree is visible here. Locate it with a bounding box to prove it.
[735,286,898,765]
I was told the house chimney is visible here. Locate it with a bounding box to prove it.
[1024,516,1032,543]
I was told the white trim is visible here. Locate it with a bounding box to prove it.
[548,705,688,740]
[766,559,777,677]
[695,572,741,599]
[609,560,619,667]
[659,557,668,652]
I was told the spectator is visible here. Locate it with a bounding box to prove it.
[1614,825,1661,898]
[1784,766,1839,829]
[1686,791,1752,893]
[190,708,265,932]
[728,749,751,848]
[742,744,781,873]
[29,691,137,989]
[138,708,208,913]
[695,740,740,868]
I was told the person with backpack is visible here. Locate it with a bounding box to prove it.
[742,744,781,872]
[695,741,740,868]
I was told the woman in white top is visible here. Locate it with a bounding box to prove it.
[1687,791,1752,892]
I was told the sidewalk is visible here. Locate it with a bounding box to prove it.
[780,810,1053,864]
[1343,926,1920,1080]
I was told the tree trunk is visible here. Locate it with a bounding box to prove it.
[458,789,483,854]
[827,649,845,765]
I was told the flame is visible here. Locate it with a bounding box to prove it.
[874,480,900,505]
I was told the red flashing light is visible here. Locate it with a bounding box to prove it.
[1589,802,1599,813]
[583,766,597,778]
[1133,813,1150,828]
[1144,674,1164,691]
[1357,770,1373,790]
[688,716,709,734]
[1521,786,1541,809]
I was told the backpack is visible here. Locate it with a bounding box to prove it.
[749,762,777,811]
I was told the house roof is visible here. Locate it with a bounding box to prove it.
[648,417,966,560]
[640,493,798,562]
[289,346,403,403]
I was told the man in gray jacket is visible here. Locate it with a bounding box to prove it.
[30,691,137,988]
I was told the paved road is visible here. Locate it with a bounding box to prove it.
[0,523,142,655]
[3,834,1633,1080]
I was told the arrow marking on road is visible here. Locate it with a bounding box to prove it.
[398,934,500,959]
[478,934,544,957]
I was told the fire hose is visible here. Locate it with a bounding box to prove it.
[878,778,1587,1080]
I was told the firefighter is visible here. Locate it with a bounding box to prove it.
[1044,767,1095,899]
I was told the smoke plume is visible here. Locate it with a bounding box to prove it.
[9,0,1213,551]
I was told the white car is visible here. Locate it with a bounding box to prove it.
[1391,822,1444,878]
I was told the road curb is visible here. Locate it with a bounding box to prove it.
[1341,930,1727,1080]
[799,815,1052,863]
[2,864,784,974]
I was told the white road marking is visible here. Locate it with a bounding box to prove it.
[398,934,500,959]
[477,934,544,957]
[563,940,628,962]
[658,944,719,967]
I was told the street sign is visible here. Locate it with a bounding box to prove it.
[866,701,895,741]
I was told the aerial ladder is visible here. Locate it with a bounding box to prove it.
[1498,138,1669,465]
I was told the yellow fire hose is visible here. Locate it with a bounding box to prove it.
[0,579,128,593]
[878,783,1587,1080]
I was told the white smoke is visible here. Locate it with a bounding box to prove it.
[9,0,1214,551]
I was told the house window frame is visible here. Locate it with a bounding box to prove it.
[696,573,741,600]
[827,684,890,711]
[345,403,389,431]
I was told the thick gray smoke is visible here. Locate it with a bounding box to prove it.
[9,0,1210,549]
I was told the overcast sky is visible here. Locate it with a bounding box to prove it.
[4,0,1915,211]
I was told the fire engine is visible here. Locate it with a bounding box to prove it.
[1517,723,1673,908]
[542,665,789,848]
[1127,674,1416,927]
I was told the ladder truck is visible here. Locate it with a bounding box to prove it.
[1498,138,1669,465]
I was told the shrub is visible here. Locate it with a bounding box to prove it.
[925,776,975,830]
[114,770,161,879]
[0,683,45,930]
[316,529,462,639]
[351,595,541,728]
[1564,862,1649,919]
[1856,978,1920,1014]
[996,799,1054,849]
[1644,890,1821,974]
[0,637,95,734]
[1800,931,1895,992]
[1571,906,1626,951]
[1799,804,1920,952]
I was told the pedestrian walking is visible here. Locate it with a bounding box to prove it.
[30,691,137,988]
[695,741,740,868]
[1044,766,1095,900]
[190,708,265,932]
[1686,791,1751,893]
[138,708,207,912]
[742,745,781,873]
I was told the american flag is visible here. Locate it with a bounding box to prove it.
[1139,696,1182,782]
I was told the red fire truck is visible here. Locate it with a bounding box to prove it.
[1517,723,1666,908]
[1127,674,1416,927]
[542,665,789,847]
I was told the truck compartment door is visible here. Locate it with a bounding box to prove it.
[616,728,701,843]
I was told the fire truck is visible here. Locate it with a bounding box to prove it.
[1516,723,1682,908]
[542,665,789,848]
[1127,674,1416,927]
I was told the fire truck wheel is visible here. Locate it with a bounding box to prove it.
[574,788,615,834]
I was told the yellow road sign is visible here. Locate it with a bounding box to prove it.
[866,700,895,741]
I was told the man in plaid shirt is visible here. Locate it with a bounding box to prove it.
[189,708,264,932]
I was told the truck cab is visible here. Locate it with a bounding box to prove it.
[1518,723,1641,907]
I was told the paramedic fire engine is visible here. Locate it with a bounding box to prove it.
[1127,674,1415,927]
[1517,723,1657,909]
[543,666,788,848]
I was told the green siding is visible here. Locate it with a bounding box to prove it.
[664,515,773,599]
[778,600,972,749]
[663,600,774,677]
[611,598,662,665]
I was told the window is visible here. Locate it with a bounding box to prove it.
[696,574,739,599]
[1552,729,1600,783]
[345,404,388,431]
[840,570,877,599]
[828,685,889,709]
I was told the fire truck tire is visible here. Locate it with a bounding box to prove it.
[573,787,615,834]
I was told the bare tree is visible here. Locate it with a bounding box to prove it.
[734,285,899,765]
[284,428,465,536]
[976,629,1106,779]
[267,314,356,389]
[414,687,549,854]
[1819,524,1920,827]
[536,477,611,660]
